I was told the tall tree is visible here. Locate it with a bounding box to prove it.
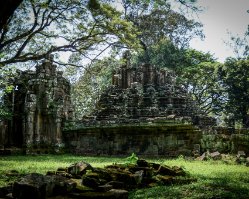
[132,38,185,70]
[121,0,203,50]
[221,58,249,128]
[132,40,224,115]
[180,51,224,115]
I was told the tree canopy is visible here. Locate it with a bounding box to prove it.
[220,58,249,128]
[0,0,140,68]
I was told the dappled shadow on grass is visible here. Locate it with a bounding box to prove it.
[198,173,249,199]
[0,154,124,163]
[129,171,249,199]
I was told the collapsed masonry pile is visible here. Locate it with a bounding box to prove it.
[0,159,195,199]
[196,150,249,166]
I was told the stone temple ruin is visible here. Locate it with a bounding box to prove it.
[64,54,216,156]
[80,55,213,126]
[1,54,249,156]
[0,56,73,153]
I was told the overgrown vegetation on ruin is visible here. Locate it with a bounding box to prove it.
[0,154,248,198]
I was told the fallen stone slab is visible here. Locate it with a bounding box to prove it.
[210,151,222,160]
[67,161,93,177]
[12,173,77,199]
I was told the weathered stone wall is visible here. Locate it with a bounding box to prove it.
[201,127,249,154]
[3,57,73,153]
[63,57,217,157]
[63,123,202,157]
[63,124,249,156]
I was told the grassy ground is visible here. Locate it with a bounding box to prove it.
[0,154,249,199]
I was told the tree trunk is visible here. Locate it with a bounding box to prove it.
[242,109,249,128]
[0,0,23,32]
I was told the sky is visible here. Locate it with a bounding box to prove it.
[188,0,249,63]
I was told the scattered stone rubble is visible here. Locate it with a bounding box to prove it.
[196,150,249,166]
[0,159,195,199]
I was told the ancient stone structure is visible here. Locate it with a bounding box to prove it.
[64,124,202,156]
[201,127,249,154]
[3,56,73,153]
[1,52,249,157]
[64,54,216,156]
[81,53,215,127]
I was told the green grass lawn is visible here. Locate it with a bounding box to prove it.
[0,154,249,199]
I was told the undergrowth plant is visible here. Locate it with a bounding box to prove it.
[125,153,139,164]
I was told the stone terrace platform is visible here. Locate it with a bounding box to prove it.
[63,120,202,157]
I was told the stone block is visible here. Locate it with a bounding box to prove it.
[12,173,47,199]
[210,151,222,160]
[68,162,93,176]
[237,151,246,158]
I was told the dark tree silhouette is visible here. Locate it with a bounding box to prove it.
[0,0,23,32]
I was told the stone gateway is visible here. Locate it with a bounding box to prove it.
[3,57,73,153]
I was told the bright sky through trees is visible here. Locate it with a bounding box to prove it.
[109,0,249,63]
[189,0,249,62]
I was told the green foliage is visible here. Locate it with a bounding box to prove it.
[221,58,249,127]
[87,0,101,11]
[125,153,139,164]
[181,60,225,115]
[0,65,16,120]
[71,55,121,119]
[0,105,11,120]
[121,0,203,50]
[132,38,185,71]
[179,50,226,116]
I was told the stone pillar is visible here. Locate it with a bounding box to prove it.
[136,68,144,85]
[24,93,37,149]
[121,67,128,89]
[159,70,166,85]
[24,111,35,148]
[127,68,132,88]
[142,64,148,85]
[112,74,119,86]
[0,121,6,149]
[56,118,62,143]
[35,111,42,146]
[148,65,153,84]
